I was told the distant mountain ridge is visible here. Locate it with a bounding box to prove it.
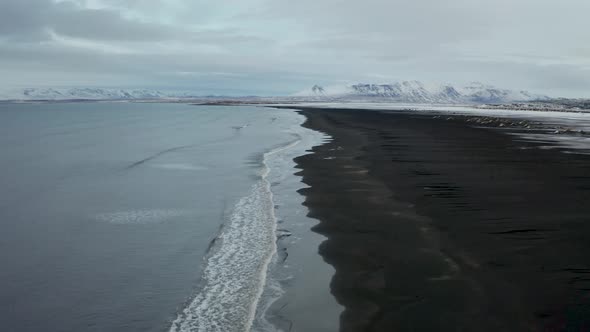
[299,81,551,104]
[1,81,552,104]
[0,88,199,101]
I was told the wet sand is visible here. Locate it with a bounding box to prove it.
[290,107,590,331]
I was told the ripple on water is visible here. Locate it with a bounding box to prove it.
[152,163,208,171]
[94,209,187,225]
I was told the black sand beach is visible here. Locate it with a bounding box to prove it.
[290,108,590,331]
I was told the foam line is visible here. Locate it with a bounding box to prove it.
[169,139,301,332]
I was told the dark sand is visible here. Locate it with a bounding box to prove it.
[291,108,590,331]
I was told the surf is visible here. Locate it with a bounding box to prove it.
[169,138,301,332]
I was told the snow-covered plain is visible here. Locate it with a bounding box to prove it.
[268,102,590,155]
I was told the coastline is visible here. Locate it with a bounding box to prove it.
[254,112,342,332]
[290,107,590,331]
[165,106,333,332]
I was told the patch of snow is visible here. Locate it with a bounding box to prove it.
[269,102,590,154]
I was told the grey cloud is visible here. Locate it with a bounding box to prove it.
[52,7,176,41]
[0,0,177,41]
[0,0,589,96]
[260,0,491,43]
[0,0,53,40]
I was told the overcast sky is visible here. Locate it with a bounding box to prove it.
[0,0,589,96]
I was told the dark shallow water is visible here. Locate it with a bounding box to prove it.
[0,102,313,332]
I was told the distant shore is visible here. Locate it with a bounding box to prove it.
[1,96,589,115]
[290,107,590,331]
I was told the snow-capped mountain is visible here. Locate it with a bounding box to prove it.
[311,85,325,95]
[0,88,199,101]
[460,82,547,103]
[0,82,552,104]
[300,81,550,104]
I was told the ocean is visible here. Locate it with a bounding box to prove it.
[0,102,341,332]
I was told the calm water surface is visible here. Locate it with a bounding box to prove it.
[0,102,337,332]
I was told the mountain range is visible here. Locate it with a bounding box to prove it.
[0,81,551,104]
[301,81,551,104]
[0,88,198,101]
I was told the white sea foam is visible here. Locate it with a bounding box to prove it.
[251,120,331,332]
[95,209,187,225]
[169,138,302,332]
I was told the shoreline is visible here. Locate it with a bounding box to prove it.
[256,113,342,332]
[291,107,590,331]
[167,107,325,332]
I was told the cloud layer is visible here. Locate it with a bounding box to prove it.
[1,0,589,96]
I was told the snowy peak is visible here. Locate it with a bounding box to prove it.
[311,85,325,95]
[350,81,430,102]
[459,82,550,103]
[301,81,550,104]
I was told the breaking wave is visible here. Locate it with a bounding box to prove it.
[169,139,301,332]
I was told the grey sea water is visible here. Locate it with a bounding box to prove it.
[0,102,340,332]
